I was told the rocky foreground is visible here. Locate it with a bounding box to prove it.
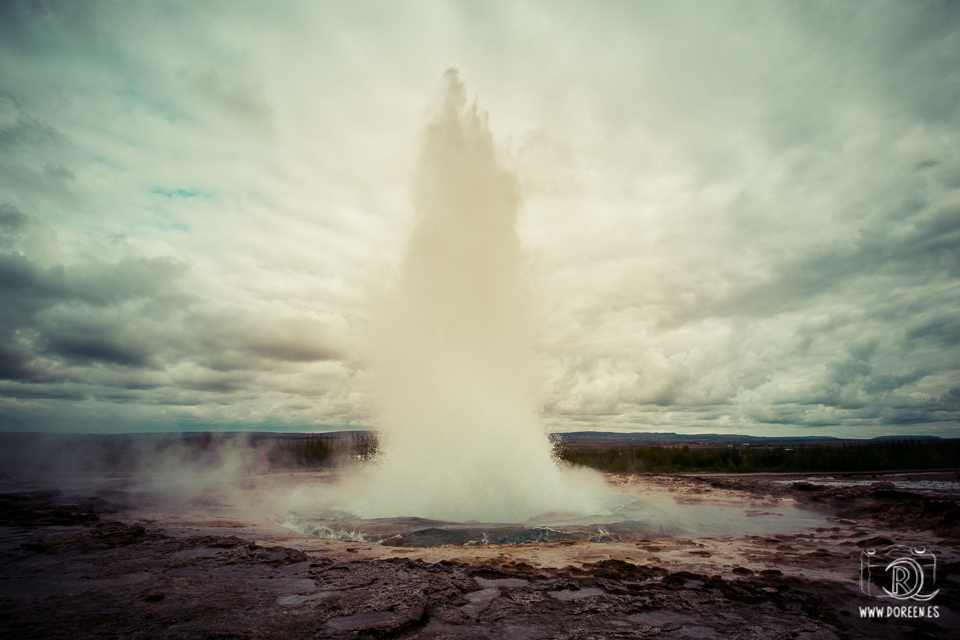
[1,473,958,639]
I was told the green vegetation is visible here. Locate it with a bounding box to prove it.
[268,434,333,468]
[267,432,379,469]
[559,440,960,474]
[350,431,379,460]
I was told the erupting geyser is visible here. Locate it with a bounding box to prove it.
[352,70,606,523]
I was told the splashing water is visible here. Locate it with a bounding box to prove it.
[347,70,607,523]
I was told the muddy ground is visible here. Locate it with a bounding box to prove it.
[1,471,958,639]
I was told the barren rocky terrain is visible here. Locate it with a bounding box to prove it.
[1,471,958,639]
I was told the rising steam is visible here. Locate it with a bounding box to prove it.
[353,70,605,522]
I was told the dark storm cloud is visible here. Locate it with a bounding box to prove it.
[0,201,353,432]
[0,214,345,381]
[704,205,960,323]
[45,329,152,367]
[0,207,187,378]
[0,207,62,380]
[184,313,344,373]
[905,312,960,346]
[0,382,85,401]
[937,386,960,411]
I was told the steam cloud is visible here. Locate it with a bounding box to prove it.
[350,71,605,523]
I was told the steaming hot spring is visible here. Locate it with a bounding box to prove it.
[270,71,831,547]
[1,72,837,550]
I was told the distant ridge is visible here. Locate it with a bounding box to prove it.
[552,431,944,445]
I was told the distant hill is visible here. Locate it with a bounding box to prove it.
[551,431,944,447]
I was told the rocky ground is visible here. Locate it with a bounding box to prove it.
[1,471,958,639]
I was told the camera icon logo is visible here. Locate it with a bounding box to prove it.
[860,544,939,601]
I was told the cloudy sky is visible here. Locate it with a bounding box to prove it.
[1,0,959,437]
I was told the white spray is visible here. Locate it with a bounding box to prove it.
[353,70,605,523]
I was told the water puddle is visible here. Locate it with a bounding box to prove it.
[461,588,500,617]
[475,577,529,588]
[326,611,396,631]
[277,591,333,607]
[548,587,606,601]
[260,578,316,593]
[772,473,960,495]
[628,610,701,626]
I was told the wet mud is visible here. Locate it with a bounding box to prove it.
[1,472,958,639]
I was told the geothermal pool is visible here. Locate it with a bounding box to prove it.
[278,478,831,547]
[1,470,834,547]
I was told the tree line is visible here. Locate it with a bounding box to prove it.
[558,440,960,473]
[267,432,379,469]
